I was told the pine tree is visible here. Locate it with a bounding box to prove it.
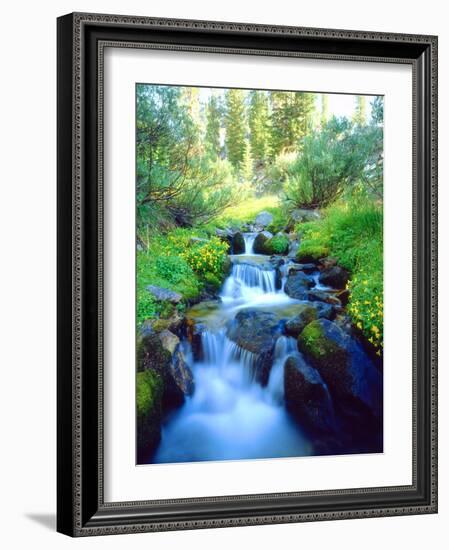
[270,91,316,156]
[320,94,329,128]
[353,95,367,126]
[205,94,222,157]
[371,96,384,125]
[241,140,253,182]
[224,89,247,169]
[248,91,271,166]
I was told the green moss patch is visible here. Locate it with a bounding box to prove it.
[298,320,340,360]
[137,370,163,419]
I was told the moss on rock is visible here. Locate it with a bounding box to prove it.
[136,370,163,462]
[264,234,289,255]
[296,243,329,263]
[298,319,341,360]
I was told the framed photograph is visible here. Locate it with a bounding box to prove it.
[57,12,438,536]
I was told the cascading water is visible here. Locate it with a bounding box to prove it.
[153,232,312,463]
[243,232,256,254]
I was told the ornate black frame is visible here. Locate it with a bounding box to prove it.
[57,12,438,537]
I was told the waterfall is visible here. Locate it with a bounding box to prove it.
[153,230,310,464]
[243,232,256,254]
[266,336,298,404]
[221,263,276,301]
[201,329,258,381]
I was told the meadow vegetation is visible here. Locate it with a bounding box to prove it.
[136,85,384,348]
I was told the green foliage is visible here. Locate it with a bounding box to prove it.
[136,232,204,325]
[296,201,383,347]
[137,85,236,232]
[181,237,229,280]
[241,140,254,182]
[205,94,222,157]
[136,288,158,327]
[216,195,281,228]
[270,91,316,156]
[371,96,384,125]
[136,370,163,418]
[282,116,383,209]
[224,89,247,169]
[248,91,271,165]
[320,94,329,128]
[353,95,367,126]
[266,234,289,254]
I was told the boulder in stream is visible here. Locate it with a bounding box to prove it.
[232,231,245,254]
[318,265,349,289]
[297,319,382,423]
[253,230,273,254]
[284,271,314,299]
[285,304,318,337]
[227,308,280,355]
[284,354,336,435]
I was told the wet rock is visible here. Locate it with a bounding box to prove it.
[311,301,336,321]
[253,230,273,254]
[287,240,300,258]
[255,211,273,227]
[285,304,318,337]
[185,319,207,361]
[319,266,349,289]
[335,288,350,306]
[232,231,245,254]
[287,262,316,275]
[136,369,163,463]
[297,319,382,422]
[137,323,171,374]
[140,327,195,411]
[145,285,183,304]
[158,329,180,355]
[227,309,280,355]
[144,309,185,336]
[284,355,336,435]
[284,271,314,299]
[307,289,342,306]
[164,345,195,409]
[318,256,338,270]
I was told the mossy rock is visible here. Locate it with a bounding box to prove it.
[298,319,345,363]
[296,243,330,263]
[136,370,163,463]
[263,234,290,255]
[285,304,318,337]
[137,323,171,373]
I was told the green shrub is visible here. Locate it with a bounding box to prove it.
[266,234,289,254]
[181,237,229,280]
[136,289,158,326]
[296,200,383,348]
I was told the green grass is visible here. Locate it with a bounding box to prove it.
[296,200,383,349]
[214,194,287,233]
[137,228,229,326]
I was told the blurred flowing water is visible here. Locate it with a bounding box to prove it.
[153,234,311,463]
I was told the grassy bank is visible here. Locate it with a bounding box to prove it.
[137,228,229,325]
[296,200,383,349]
